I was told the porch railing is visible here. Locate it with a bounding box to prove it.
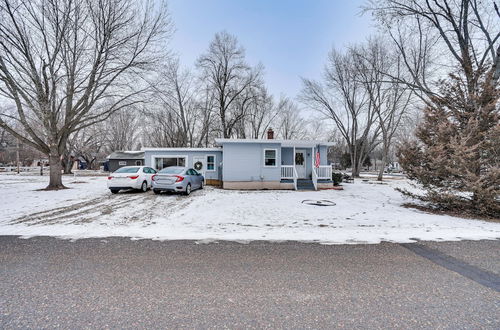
[315,165,332,179]
[281,165,298,190]
[281,165,294,179]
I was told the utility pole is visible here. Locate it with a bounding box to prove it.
[16,139,20,174]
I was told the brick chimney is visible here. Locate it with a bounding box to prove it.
[267,128,274,139]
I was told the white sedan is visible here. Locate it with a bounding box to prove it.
[107,166,157,194]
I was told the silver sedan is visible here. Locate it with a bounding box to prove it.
[152,167,204,195]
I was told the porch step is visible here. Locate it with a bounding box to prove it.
[296,179,315,191]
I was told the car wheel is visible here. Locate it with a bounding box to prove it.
[185,183,191,196]
[141,181,148,192]
[153,189,161,195]
[200,180,204,189]
[110,189,119,194]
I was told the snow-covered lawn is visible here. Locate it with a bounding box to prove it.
[0,173,499,244]
[0,174,107,221]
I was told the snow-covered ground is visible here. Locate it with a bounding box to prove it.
[0,173,499,244]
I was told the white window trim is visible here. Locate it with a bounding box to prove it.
[206,154,216,172]
[151,154,188,171]
[263,148,278,168]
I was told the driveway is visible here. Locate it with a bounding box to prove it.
[0,237,498,329]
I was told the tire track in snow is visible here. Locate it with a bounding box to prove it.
[11,193,145,225]
[67,192,198,226]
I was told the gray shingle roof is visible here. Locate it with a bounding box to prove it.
[107,151,144,160]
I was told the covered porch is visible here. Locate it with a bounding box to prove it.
[280,143,332,190]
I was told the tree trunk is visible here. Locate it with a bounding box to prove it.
[377,153,387,181]
[377,146,388,181]
[350,149,362,178]
[90,158,97,170]
[63,153,73,174]
[352,160,361,177]
[47,152,66,190]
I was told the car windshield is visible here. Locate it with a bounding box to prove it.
[114,167,140,173]
[159,167,184,174]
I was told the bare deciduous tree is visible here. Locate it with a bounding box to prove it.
[364,0,500,94]
[365,0,500,214]
[353,38,413,180]
[245,87,277,139]
[0,0,172,189]
[233,86,281,139]
[301,47,380,177]
[104,109,141,153]
[197,31,262,138]
[194,85,217,147]
[145,59,200,147]
[275,97,308,140]
[63,125,106,173]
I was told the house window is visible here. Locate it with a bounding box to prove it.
[118,161,127,166]
[206,155,215,171]
[154,157,186,170]
[135,160,142,166]
[264,149,277,167]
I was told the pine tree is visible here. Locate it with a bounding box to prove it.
[398,69,499,218]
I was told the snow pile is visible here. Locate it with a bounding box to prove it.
[0,174,499,244]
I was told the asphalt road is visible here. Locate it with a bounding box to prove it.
[0,237,499,329]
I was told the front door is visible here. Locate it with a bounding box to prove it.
[295,150,306,179]
[193,156,206,176]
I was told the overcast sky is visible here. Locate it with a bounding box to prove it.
[168,0,376,99]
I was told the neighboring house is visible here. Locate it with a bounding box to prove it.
[387,161,401,172]
[107,151,144,172]
[142,129,334,190]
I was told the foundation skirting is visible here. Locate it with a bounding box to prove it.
[223,181,294,190]
[205,179,222,186]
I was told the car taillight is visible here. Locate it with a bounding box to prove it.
[107,176,113,180]
[175,175,184,182]
[152,174,157,181]
[128,175,139,179]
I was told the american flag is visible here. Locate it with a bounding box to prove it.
[315,149,320,168]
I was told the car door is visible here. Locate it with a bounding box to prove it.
[186,169,196,188]
[192,169,202,188]
[188,169,201,188]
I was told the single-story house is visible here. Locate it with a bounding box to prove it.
[141,131,334,190]
[107,151,144,172]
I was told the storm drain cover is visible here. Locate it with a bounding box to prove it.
[301,199,336,206]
